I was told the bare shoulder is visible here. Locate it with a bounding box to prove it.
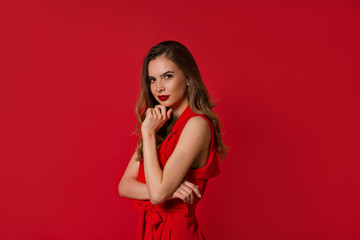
[180,116,211,149]
[185,115,210,131]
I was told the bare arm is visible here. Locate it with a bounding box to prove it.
[143,116,210,205]
[118,149,202,203]
[118,150,149,200]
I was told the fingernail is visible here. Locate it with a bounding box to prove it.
[198,194,201,198]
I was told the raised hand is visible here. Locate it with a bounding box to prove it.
[141,105,172,136]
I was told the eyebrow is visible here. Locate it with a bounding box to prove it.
[148,71,175,78]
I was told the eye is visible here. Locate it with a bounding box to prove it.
[149,78,155,83]
[165,74,173,79]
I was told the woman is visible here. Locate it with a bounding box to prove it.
[118,40,228,239]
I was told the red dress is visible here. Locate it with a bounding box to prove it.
[133,104,221,240]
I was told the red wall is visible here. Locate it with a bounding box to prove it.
[1,0,360,239]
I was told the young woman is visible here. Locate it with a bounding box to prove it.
[118,40,228,240]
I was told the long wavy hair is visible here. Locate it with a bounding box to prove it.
[132,40,229,162]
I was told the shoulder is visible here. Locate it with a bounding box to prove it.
[185,115,211,130]
[181,115,211,141]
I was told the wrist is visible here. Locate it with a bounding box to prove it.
[142,131,155,139]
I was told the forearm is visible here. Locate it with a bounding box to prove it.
[118,178,150,200]
[142,133,166,204]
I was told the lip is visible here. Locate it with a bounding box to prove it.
[158,95,169,101]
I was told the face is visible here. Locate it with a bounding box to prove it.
[148,54,189,109]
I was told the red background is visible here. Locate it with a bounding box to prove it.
[1,0,360,239]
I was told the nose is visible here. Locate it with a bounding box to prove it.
[156,81,165,93]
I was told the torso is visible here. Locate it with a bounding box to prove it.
[137,104,220,185]
[133,105,221,240]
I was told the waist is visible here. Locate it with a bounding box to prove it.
[133,199,195,216]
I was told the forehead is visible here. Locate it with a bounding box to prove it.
[148,55,179,75]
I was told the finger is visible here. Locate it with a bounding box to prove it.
[153,107,162,119]
[181,185,194,204]
[146,108,151,117]
[190,192,194,204]
[155,105,166,119]
[161,105,167,119]
[178,188,191,203]
[174,191,188,203]
[177,191,189,203]
[183,180,198,190]
[167,108,173,119]
[183,181,202,198]
[180,184,194,196]
[148,108,154,118]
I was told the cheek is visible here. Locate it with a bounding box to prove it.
[176,82,187,94]
[169,81,184,93]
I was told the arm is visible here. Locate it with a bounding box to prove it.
[143,116,210,205]
[118,150,150,200]
[118,149,202,202]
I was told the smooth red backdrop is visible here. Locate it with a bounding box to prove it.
[1,0,359,239]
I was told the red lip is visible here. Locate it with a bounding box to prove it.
[158,95,169,101]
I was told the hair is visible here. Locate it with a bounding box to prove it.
[132,40,229,162]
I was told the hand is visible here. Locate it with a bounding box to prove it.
[141,105,172,136]
[168,180,202,204]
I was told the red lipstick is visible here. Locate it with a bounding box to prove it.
[158,95,169,101]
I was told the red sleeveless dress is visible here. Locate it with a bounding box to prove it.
[133,104,221,240]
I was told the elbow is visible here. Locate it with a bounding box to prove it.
[150,198,160,205]
[149,192,167,205]
[150,197,164,205]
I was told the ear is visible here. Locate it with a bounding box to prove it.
[186,79,190,86]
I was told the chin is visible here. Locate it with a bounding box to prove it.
[163,104,171,108]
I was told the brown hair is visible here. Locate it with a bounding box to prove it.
[132,40,229,162]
